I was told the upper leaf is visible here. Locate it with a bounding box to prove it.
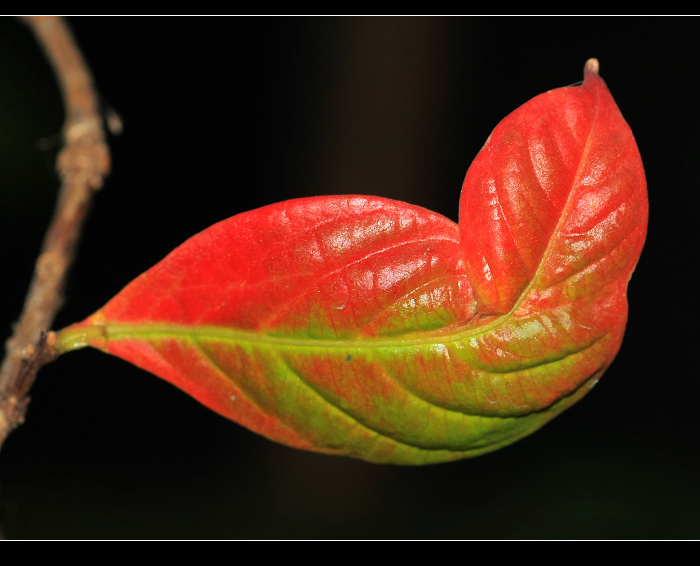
[460,62,646,315]
[56,62,647,464]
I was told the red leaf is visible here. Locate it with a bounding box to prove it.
[56,60,647,464]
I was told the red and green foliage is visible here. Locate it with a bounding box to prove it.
[56,61,647,464]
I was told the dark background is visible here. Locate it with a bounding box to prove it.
[0,17,697,539]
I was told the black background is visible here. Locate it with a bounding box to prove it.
[0,17,697,539]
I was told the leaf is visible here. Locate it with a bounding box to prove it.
[56,60,647,465]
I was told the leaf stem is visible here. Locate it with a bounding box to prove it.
[53,325,101,355]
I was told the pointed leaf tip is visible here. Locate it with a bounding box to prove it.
[585,58,600,75]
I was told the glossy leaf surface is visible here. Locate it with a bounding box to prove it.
[56,62,647,464]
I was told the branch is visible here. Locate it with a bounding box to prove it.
[0,17,111,450]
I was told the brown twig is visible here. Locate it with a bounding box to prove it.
[0,17,111,450]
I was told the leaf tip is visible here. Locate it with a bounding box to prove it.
[584,58,600,75]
